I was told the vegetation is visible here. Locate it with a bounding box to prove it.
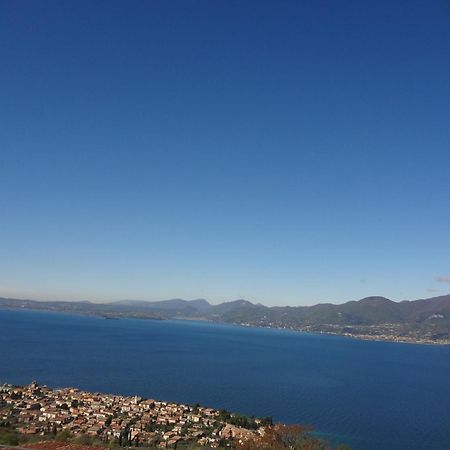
[0,426,19,446]
[217,410,271,430]
[55,429,72,441]
[0,421,352,450]
[0,424,106,448]
[240,424,350,450]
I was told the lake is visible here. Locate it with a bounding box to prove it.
[1,308,449,449]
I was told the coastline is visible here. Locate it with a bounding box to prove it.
[230,322,450,346]
[1,304,449,347]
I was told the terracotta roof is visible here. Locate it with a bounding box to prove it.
[23,442,105,450]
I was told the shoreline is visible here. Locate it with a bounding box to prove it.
[1,305,449,347]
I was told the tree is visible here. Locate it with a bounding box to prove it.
[240,424,333,450]
[55,429,72,441]
[108,439,119,449]
[0,429,19,446]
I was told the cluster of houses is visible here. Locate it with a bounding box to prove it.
[0,382,261,448]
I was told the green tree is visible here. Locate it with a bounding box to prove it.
[55,429,72,441]
[0,430,19,446]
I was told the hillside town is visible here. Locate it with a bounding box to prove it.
[0,383,266,448]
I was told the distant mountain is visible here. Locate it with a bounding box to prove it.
[1,294,450,344]
[115,298,208,309]
[210,299,256,315]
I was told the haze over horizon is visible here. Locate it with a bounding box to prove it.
[2,292,450,309]
[1,1,450,306]
[0,292,450,307]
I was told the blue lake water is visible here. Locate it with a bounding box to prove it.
[1,308,450,450]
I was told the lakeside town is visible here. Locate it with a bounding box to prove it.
[0,382,268,449]
[243,322,450,346]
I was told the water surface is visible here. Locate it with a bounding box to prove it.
[1,309,449,449]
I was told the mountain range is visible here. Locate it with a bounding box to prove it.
[1,294,450,343]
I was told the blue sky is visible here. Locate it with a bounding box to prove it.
[1,1,449,305]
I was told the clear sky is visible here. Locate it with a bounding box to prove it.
[1,1,449,306]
